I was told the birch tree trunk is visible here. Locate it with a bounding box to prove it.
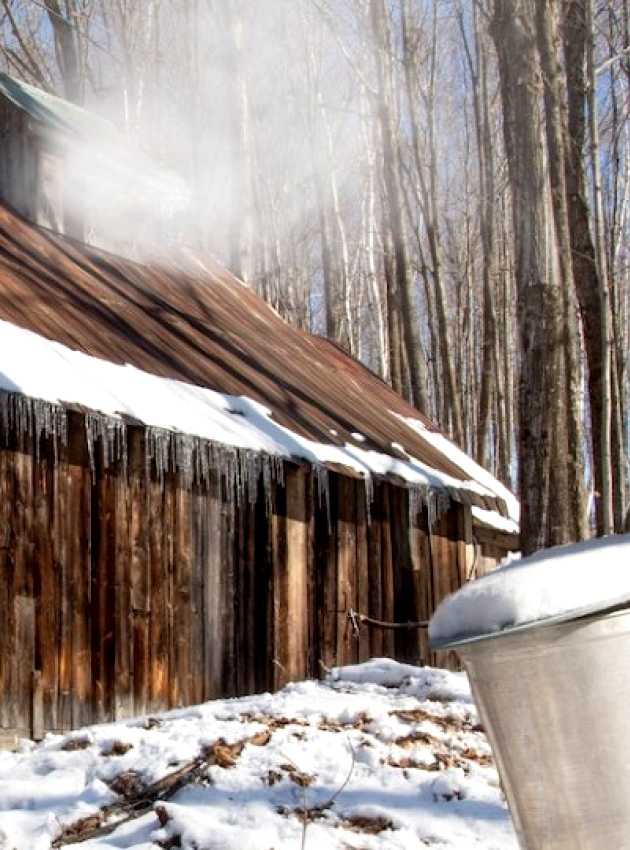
[585,0,614,535]
[370,0,428,412]
[457,1,499,468]
[401,0,462,440]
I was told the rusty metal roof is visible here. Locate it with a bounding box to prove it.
[0,202,510,516]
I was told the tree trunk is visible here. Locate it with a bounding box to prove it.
[535,0,587,540]
[370,0,428,412]
[563,0,609,534]
[45,0,84,104]
[457,1,499,468]
[490,0,559,553]
[585,0,614,535]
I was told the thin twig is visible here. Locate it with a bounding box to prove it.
[23,0,122,63]
[319,737,356,810]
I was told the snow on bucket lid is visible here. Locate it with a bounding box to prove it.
[429,533,630,649]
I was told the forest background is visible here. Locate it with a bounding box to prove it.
[0,0,628,553]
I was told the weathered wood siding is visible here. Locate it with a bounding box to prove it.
[0,97,66,234]
[0,394,481,739]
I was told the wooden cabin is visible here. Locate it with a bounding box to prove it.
[0,77,519,743]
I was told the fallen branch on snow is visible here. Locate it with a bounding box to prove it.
[52,734,267,846]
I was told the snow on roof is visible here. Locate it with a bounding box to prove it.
[0,318,500,502]
[0,202,517,518]
[396,413,519,524]
[471,506,520,536]
[429,533,630,645]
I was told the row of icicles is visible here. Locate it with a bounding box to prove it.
[0,390,451,527]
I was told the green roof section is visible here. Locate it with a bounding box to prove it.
[0,72,116,139]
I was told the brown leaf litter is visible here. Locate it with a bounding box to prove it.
[101,741,134,757]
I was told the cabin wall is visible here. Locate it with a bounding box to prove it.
[0,395,474,740]
[0,98,66,233]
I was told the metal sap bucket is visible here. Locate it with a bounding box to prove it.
[431,601,630,850]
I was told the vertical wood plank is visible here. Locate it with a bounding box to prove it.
[33,436,58,732]
[391,487,419,664]
[315,473,337,670]
[428,508,461,670]
[148,472,168,712]
[15,595,34,737]
[68,416,91,729]
[380,484,395,658]
[163,472,177,709]
[90,440,116,723]
[235,496,258,697]
[271,476,288,690]
[285,466,308,682]
[31,670,44,741]
[14,446,34,735]
[0,448,13,730]
[356,481,370,662]
[409,506,433,665]
[189,484,206,707]
[456,504,474,585]
[220,489,236,697]
[113,459,132,720]
[128,429,149,717]
[201,473,223,701]
[367,482,383,658]
[305,471,318,679]
[336,475,357,667]
[254,476,273,693]
[55,440,72,731]
[173,478,192,708]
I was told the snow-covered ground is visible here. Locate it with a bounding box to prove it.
[0,660,516,850]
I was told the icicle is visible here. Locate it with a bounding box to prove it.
[420,484,450,529]
[0,393,143,473]
[175,434,194,489]
[200,440,211,489]
[212,443,238,503]
[363,473,373,526]
[151,429,171,485]
[408,484,423,530]
[247,451,262,505]
[85,415,97,478]
[313,464,332,533]
[434,488,451,524]
[261,455,275,515]
[84,413,127,477]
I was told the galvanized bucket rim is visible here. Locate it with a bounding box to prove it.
[429,593,630,651]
